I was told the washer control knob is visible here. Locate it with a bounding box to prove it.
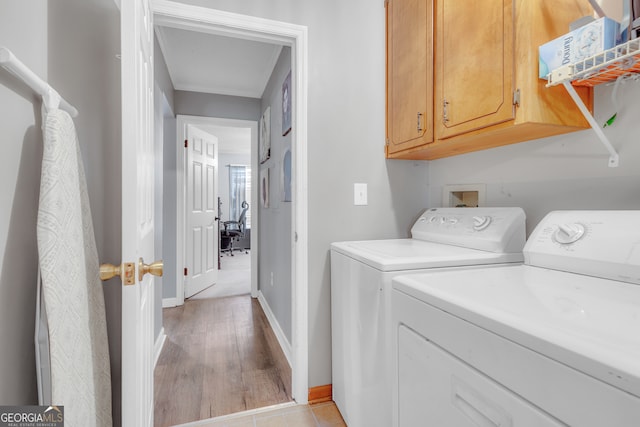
[553,223,586,244]
[473,216,491,231]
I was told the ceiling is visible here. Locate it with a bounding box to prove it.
[155,25,283,154]
[196,125,252,155]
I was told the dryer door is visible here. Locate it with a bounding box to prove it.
[398,325,564,427]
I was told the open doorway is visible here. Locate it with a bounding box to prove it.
[152,2,309,425]
[157,113,294,425]
[191,124,252,299]
[174,116,260,302]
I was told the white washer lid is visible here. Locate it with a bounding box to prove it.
[393,265,640,398]
[331,239,523,272]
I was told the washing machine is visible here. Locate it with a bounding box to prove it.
[392,210,640,427]
[330,207,526,427]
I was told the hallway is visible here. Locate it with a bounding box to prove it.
[154,289,292,426]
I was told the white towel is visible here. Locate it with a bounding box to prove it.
[37,109,113,427]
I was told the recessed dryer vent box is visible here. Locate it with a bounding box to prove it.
[442,184,486,208]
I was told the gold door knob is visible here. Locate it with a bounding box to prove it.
[138,258,163,281]
[100,262,136,285]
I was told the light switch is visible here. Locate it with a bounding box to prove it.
[354,183,368,206]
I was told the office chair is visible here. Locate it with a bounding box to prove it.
[221,201,249,256]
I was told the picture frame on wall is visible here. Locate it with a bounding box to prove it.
[282,70,292,136]
[260,167,270,208]
[281,148,292,202]
[260,106,271,164]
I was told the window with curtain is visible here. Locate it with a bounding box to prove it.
[229,165,251,228]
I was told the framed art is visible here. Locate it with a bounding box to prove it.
[260,167,270,208]
[281,148,292,202]
[282,70,292,136]
[260,106,271,164]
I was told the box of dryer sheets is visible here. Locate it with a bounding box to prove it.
[539,17,620,79]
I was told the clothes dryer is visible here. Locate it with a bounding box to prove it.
[392,210,640,427]
[330,207,526,427]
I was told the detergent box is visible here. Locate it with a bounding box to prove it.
[539,17,620,79]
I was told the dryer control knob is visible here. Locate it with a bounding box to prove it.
[473,216,491,231]
[553,223,586,244]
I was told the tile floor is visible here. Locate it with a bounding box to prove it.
[173,401,346,427]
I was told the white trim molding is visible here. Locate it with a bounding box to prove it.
[162,297,178,308]
[257,291,292,367]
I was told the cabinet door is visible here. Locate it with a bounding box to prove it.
[435,0,514,139]
[386,0,433,156]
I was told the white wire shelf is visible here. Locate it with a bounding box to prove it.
[544,38,640,167]
[546,38,640,87]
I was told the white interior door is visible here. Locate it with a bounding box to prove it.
[121,0,155,425]
[185,125,219,298]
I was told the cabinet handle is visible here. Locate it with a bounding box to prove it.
[443,99,450,123]
[417,112,423,133]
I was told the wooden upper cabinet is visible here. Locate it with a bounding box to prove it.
[436,0,514,139]
[386,0,593,160]
[386,0,433,157]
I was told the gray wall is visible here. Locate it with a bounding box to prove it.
[154,35,175,113]
[0,0,122,422]
[174,90,261,120]
[426,82,640,231]
[154,34,176,329]
[0,1,48,406]
[174,0,431,388]
[161,112,177,300]
[258,47,293,342]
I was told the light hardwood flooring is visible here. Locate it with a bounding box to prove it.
[154,295,293,426]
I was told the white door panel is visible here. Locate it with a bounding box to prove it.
[121,0,155,425]
[185,125,219,298]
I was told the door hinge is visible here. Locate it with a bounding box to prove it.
[443,99,450,123]
[385,138,389,147]
[513,89,521,107]
[184,139,188,148]
[384,0,389,7]
[184,267,188,276]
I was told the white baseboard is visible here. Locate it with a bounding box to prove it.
[257,291,292,367]
[162,297,178,308]
[154,328,166,368]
